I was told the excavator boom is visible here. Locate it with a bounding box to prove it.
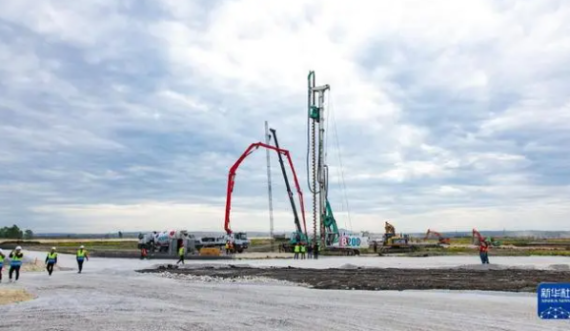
[425,229,451,245]
[472,228,485,244]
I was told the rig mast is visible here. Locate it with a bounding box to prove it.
[265,121,275,251]
[307,71,330,247]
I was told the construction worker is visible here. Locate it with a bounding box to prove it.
[300,243,306,260]
[480,240,490,264]
[9,246,24,282]
[293,243,300,259]
[225,241,230,255]
[313,242,319,260]
[177,244,185,265]
[45,247,58,276]
[0,248,5,283]
[76,245,89,273]
[307,244,313,259]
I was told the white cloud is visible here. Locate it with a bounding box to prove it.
[0,0,569,233]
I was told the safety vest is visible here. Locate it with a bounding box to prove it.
[77,249,86,260]
[11,253,23,267]
[294,245,300,253]
[47,252,57,263]
[178,247,184,256]
[0,254,4,267]
[301,245,306,253]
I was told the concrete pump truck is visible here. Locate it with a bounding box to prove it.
[268,128,310,250]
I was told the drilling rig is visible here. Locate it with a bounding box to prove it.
[306,71,369,254]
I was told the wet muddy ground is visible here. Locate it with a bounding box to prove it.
[138,265,570,292]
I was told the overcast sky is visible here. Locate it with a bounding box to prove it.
[1,0,569,234]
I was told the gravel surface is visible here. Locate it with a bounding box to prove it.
[0,252,569,330]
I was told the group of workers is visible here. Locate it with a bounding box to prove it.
[293,243,319,259]
[0,245,89,282]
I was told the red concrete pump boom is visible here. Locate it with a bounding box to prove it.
[224,142,307,236]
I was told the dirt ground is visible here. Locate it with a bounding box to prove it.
[138,265,570,292]
[0,289,35,305]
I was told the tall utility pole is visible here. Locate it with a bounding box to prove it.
[265,121,275,251]
[307,71,330,248]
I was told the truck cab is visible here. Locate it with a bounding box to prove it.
[231,232,249,252]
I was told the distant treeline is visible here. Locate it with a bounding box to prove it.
[0,224,34,239]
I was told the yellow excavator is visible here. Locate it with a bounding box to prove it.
[380,221,414,254]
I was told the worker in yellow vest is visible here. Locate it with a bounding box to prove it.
[8,246,24,282]
[293,244,300,259]
[45,247,58,276]
[76,245,89,274]
[225,241,230,255]
[0,248,5,283]
[176,244,185,265]
[300,244,307,260]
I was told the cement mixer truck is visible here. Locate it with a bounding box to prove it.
[138,230,250,256]
[138,230,199,256]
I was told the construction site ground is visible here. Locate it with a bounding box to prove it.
[139,264,570,292]
[0,251,569,330]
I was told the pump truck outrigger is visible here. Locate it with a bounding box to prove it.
[224,142,308,251]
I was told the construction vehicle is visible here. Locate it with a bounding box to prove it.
[472,228,501,247]
[322,200,369,255]
[305,71,369,255]
[224,141,307,251]
[137,230,199,256]
[379,221,415,254]
[425,229,451,245]
[196,233,249,253]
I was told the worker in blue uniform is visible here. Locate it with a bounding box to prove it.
[9,246,24,282]
[45,247,58,276]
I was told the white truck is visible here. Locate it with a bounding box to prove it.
[138,230,250,255]
[138,230,199,255]
[196,232,249,253]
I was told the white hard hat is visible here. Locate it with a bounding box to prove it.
[16,246,22,250]
[0,248,3,253]
[80,245,84,249]
[51,247,56,250]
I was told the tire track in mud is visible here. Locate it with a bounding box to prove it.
[138,265,570,292]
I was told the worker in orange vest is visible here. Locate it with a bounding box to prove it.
[479,240,490,264]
